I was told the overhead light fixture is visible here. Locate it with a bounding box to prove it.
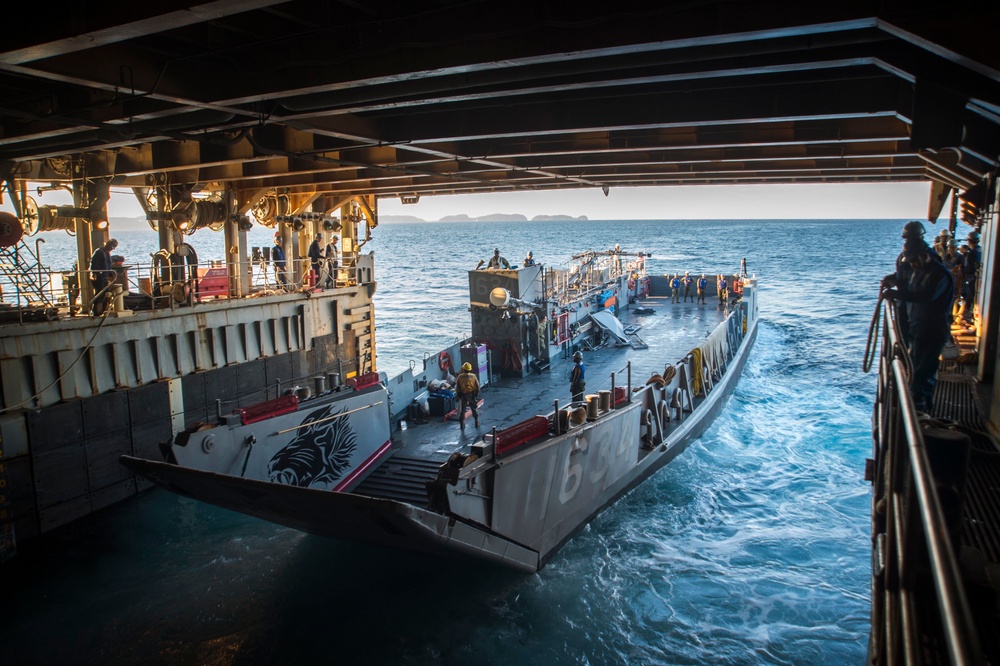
[958,180,987,225]
[400,194,420,205]
[602,184,610,197]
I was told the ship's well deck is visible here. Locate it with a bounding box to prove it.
[356,295,731,500]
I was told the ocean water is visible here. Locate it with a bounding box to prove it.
[0,218,903,665]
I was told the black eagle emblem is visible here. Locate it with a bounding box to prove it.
[268,404,358,487]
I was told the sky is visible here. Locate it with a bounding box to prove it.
[2,181,935,222]
[376,182,935,220]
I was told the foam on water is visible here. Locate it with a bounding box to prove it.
[0,218,906,664]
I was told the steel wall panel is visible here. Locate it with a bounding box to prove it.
[90,478,136,512]
[137,336,158,385]
[128,381,170,426]
[0,412,29,458]
[82,390,130,438]
[181,373,206,413]
[204,366,239,411]
[31,353,61,406]
[27,401,83,453]
[131,419,171,461]
[86,431,133,489]
[265,353,294,393]
[56,349,84,400]
[236,359,267,400]
[131,418,172,491]
[1,358,31,410]
[32,442,89,508]
[174,332,196,375]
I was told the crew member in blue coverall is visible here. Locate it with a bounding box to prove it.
[272,235,287,287]
[89,238,118,315]
[883,238,954,412]
[683,272,694,302]
[697,274,708,304]
[670,274,681,303]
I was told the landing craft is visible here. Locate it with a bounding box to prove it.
[124,250,759,571]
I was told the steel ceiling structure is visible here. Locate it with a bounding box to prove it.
[2,1,999,209]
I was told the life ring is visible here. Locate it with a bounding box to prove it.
[438,351,453,372]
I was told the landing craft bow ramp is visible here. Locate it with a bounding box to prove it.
[0,1,998,216]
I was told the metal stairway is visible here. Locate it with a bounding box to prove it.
[0,240,53,306]
[352,455,443,505]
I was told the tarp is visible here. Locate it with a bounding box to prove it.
[590,309,631,345]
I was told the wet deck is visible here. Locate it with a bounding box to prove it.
[382,295,729,463]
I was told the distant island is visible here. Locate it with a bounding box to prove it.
[110,216,150,231]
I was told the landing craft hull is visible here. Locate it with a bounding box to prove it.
[123,308,757,572]
[167,383,392,491]
[119,458,543,571]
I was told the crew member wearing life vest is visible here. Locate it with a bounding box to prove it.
[683,272,694,302]
[717,274,728,306]
[670,274,682,303]
[456,362,481,429]
[883,239,954,412]
[697,274,708,304]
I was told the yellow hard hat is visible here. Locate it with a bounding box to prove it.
[461,362,472,372]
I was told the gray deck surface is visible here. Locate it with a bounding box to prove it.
[387,295,729,462]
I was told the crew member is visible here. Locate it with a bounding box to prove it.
[932,228,951,257]
[308,233,324,282]
[523,251,536,266]
[89,238,118,316]
[697,274,708,304]
[683,272,694,302]
[569,351,586,402]
[272,235,287,287]
[324,237,339,288]
[670,274,681,303]
[883,239,954,413]
[486,248,510,269]
[962,230,982,325]
[881,221,927,343]
[717,274,728,306]
[456,362,481,429]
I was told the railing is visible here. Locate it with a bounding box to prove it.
[545,250,646,307]
[868,299,983,665]
[0,252,365,319]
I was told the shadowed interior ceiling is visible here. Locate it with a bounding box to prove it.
[2,1,998,210]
